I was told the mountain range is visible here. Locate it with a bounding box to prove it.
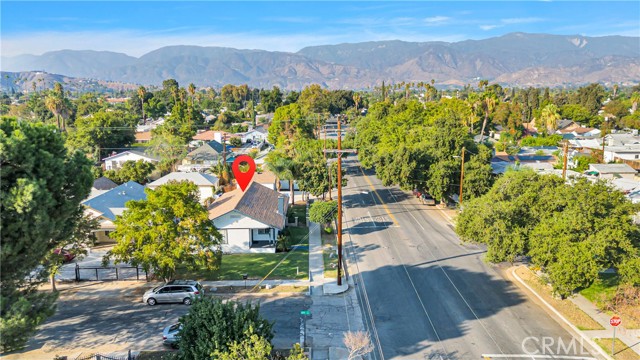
[2,33,639,90]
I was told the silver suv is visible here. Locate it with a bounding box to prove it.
[143,280,204,306]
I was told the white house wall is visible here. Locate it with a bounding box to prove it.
[213,210,272,229]
[105,153,156,170]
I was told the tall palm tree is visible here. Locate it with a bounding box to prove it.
[137,86,147,123]
[478,95,495,143]
[45,82,69,131]
[266,155,296,205]
[352,92,361,111]
[540,104,561,134]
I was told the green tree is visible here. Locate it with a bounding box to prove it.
[265,152,296,204]
[0,117,93,352]
[149,129,188,173]
[66,110,136,160]
[212,326,272,360]
[309,200,338,225]
[176,298,273,360]
[230,137,243,147]
[298,84,328,115]
[104,159,156,184]
[105,181,222,282]
[137,86,147,122]
[539,104,561,134]
[44,82,71,131]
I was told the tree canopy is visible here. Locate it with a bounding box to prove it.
[105,181,222,281]
[0,117,93,351]
[456,169,640,298]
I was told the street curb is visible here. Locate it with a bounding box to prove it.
[511,267,613,360]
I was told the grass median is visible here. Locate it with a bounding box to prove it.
[594,338,640,360]
[515,266,603,330]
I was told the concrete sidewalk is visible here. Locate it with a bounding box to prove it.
[512,267,640,359]
[570,293,640,357]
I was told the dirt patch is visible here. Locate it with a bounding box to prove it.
[593,338,640,360]
[514,266,604,330]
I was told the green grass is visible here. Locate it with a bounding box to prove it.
[594,338,640,360]
[321,228,338,279]
[288,204,307,226]
[176,208,310,282]
[580,272,620,303]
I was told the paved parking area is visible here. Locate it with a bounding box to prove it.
[6,282,311,359]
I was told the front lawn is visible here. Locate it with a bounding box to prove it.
[594,338,639,360]
[176,207,310,281]
[580,272,619,303]
[288,204,307,226]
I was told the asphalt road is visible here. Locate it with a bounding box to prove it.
[20,282,309,355]
[341,157,598,360]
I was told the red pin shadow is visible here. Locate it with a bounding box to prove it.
[232,155,256,191]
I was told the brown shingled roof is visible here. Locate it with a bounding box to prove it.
[208,181,287,229]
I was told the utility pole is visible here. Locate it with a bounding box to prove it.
[324,115,356,286]
[562,141,569,180]
[337,116,343,285]
[459,147,465,206]
[324,121,332,200]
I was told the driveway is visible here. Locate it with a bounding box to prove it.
[6,282,310,359]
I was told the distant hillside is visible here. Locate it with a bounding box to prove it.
[2,33,639,89]
[0,71,139,94]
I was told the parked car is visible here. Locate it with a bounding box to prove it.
[420,193,436,206]
[143,280,204,306]
[162,323,181,348]
[53,249,75,263]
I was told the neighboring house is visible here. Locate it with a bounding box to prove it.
[193,130,231,142]
[208,182,288,254]
[239,128,268,144]
[135,131,152,144]
[181,140,233,170]
[103,150,160,170]
[253,169,278,190]
[82,181,147,244]
[557,126,601,139]
[587,163,637,180]
[556,119,576,131]
[87,176,118,200]
[147,172,219,204]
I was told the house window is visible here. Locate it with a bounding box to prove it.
[219,230,228,244]
[635,155,639,159]
[257,229,270,235]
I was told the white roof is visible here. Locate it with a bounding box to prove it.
[569,139,602,149]
[589,163,637,174]
[148,172,219,187]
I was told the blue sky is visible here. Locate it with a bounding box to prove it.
[1,1,639,57]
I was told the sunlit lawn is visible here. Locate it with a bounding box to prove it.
[176,207,309,281]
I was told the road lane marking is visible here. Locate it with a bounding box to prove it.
[357,166,398,226]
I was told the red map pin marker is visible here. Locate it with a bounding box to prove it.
[232,155,256,192]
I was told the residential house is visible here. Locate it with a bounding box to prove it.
[180,140,233,171]
[87,176,118,200]
[208,182,288,253]
[135,131,152,144]
[82,181,147,244]
[193,130,231,143]
[557,125,601,139]
[103,150,160,170]
[239,128,268,144]
[253,169,278,190]
[147,172,219,204]
[587,163,637,180]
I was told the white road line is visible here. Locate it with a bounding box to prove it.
[481,355,596,360]
[384,186,507,357]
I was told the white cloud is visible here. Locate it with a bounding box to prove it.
[501,17,545,25]
[480,25,500,31]
[424,16,451,24]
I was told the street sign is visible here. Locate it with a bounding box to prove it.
[610,316,621,327]
[300,310,311,316]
